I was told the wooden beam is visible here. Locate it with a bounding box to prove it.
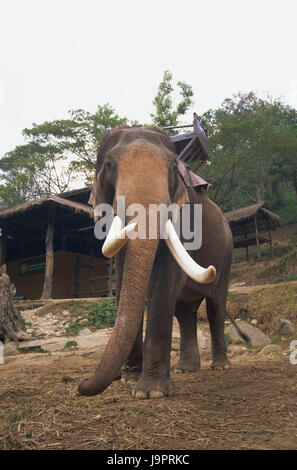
[0,226,8,266]
[40,206,55,300]
[163,123,193,130]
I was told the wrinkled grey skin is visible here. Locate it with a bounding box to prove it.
[78,126,233,399]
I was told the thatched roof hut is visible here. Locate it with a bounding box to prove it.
[224,202,280,261]
[0,194,93,220]
[0,190,112,300]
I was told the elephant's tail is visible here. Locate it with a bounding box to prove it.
[226,310,250,343]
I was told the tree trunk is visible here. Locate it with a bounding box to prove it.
[257,183,264,203]
[293,174,297,198]
[0,226,7,266]
[0,265,30,343]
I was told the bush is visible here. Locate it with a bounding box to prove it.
[66,298,117,335]
[276,190,297,225]
[87,298,117,328]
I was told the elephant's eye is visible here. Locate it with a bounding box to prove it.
[104,160,113,171]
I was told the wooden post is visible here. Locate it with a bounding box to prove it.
[108,258,113,297]
[0,226,7,267]
[267,219,273,257]
[244,226,249,262]
[89,249,94,297]
[245,245,249,263]
[41,206,55,300]
[254,214,261,260]
[74,255,80,297]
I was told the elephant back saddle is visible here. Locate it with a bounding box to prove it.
[177,158,210,191]
[169,113,211,191]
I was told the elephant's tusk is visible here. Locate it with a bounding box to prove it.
[102,215,137,258]
[164,219,216,284]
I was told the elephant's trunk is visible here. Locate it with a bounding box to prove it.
[78,236,159,396]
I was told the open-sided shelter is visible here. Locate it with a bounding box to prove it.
[0,189,113,300]
[224,202,280,261]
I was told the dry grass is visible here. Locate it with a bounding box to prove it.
[227,282,297,333]
[1,351,297,450]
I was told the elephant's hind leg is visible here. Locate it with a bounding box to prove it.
[174,299,203,374]
[206,296,231,370]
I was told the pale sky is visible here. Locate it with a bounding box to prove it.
[1,0,297,157]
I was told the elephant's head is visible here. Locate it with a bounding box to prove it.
[78,126,215,396]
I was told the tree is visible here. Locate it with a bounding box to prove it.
[151,70,194,133]
[199,92,297,217]
[0,265,30,343]
[0,104,128,208]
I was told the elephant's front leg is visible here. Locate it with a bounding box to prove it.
[132,242,186,399]
[121,315,143,383]
[115,249,144,383]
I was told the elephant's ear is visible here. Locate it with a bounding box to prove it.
[88,178,97,207]
[174,172,190,207]
[169,159,190,208]
[88,130,119,210]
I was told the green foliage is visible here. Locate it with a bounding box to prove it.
[19,346,49,354]
[17,316,29,332]
[87,298,117,328]
[0,104,128,209]
[276,190,297,225]
[66,298,117,335]
[64,340,78,350]
[272,273,297,284]
[66,319,84,336]
[1,81,296,225]
[199,92,297,219]
[151,70,194,133]
[224,333,232,345]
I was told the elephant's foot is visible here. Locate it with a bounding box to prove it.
[210,356,231,370]
[121,365,142,384]
[132,375,174,399]
[174,358,201,374]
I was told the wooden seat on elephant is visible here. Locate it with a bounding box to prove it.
[168,113,210,172]
[165,113,211,190]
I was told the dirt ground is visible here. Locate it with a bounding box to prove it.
[1,340,297,450]
[1,222,297,450]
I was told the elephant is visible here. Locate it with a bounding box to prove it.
[78,125,234,399]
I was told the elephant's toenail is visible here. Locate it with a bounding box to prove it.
[134,390,147,399]
[149,390,164,399]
